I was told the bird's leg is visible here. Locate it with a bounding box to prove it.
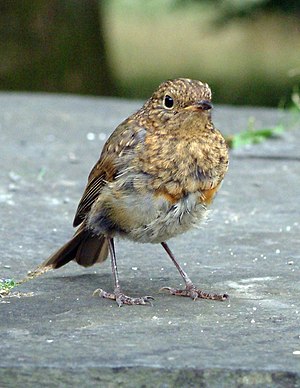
[93,237,154,306]
[160,242,228,301]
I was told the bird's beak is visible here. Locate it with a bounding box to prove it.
[185,100,213,112]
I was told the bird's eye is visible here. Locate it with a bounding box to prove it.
[163,95,174,109]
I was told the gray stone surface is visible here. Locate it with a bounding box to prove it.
[0,92,299,387]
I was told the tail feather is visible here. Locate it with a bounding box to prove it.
[41,225,109,269]
[75,233,109,267]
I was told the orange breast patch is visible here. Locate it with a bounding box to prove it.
[154,188,183,204]
[200,183,222,205]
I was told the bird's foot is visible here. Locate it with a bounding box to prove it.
[93,288,154,307]
[160,283,228,301]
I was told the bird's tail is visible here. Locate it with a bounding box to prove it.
[41,224,109,269]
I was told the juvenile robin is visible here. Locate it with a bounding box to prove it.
[41,78,229,306]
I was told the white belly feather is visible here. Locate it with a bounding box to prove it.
[122,191,207,243]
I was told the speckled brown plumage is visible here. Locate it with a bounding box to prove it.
[41,78,229,306]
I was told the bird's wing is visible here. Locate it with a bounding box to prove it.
[73,118,146,227]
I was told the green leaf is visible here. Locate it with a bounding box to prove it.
[0,278,16,292]
[227,122,284,149]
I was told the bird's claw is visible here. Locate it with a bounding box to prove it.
[93,288,154,307]
[160,286,228,301]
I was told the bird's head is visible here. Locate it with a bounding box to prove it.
[139,78,213,128]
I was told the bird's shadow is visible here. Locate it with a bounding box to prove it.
[31,271,166,298]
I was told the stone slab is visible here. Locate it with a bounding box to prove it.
[0,93,299,387]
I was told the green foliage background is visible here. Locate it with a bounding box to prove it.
[0,0,299,107]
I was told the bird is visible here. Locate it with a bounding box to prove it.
[41,78,229,306]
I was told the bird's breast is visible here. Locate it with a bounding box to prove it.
[124,191,209,243]
[137,127,228,195]
[88,182,209,244]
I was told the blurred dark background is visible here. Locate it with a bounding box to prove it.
[0,0,299,107]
